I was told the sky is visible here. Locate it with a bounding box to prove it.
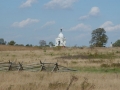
[0,0,120,47]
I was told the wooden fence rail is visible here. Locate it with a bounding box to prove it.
[0,61,77,72]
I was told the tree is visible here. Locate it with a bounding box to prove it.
[15,44,24,46]
[89,28,108,47]
[49,41,54,47]
[0,38,6,45]
[26,44,32,47]
[39,40,46,46]
[8,40,16,45]
[113,40,120,47]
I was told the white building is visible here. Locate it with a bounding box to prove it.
[55,29,66,47]
[110,42,113,47]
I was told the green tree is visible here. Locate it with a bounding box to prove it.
[8,40,16,45]
[90,28,108,47]
[26,44,32,47]
[49,41,54,47]
[39,40,46,46]
[113,40,120,47]
[0,38,6,45]
[26,44,30,46]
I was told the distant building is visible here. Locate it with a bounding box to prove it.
[110,42,113,47]
[55,29,66,47]
[0,38,4,45]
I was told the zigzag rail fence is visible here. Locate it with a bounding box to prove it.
[0,60,77,72]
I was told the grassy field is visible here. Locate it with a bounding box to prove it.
[0,45,120,90]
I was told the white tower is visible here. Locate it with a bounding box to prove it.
[55,29,66,47]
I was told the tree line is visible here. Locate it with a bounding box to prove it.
[0,39,54,47]
[0,28,120,47]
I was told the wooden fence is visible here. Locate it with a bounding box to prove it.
[0,61,77,72]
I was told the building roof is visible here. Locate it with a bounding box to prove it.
[58,32,64,38]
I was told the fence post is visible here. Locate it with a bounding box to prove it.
[40,61,46,71]
[40,60,42,64]
[40,64,46,71]
[18,62,23,71]
[8,61,12,71]
[52,63,59,72]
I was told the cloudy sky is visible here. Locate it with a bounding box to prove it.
[0,0,120,46]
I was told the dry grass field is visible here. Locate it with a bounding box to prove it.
[0,45,120,90]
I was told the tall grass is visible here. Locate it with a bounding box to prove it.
[0,46,120,90]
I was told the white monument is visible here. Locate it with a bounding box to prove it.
[55,29,66,47]
[110,42,113,47]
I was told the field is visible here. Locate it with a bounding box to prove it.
[0,45,120,90]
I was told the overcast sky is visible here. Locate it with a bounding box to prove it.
[0,0,120,46]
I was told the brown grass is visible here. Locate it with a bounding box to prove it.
[0,45,40,51]
[0,72,120,90]
[0,45,120,90]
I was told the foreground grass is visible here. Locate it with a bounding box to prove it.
[0,71,120,90]
[0,45,120,90]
